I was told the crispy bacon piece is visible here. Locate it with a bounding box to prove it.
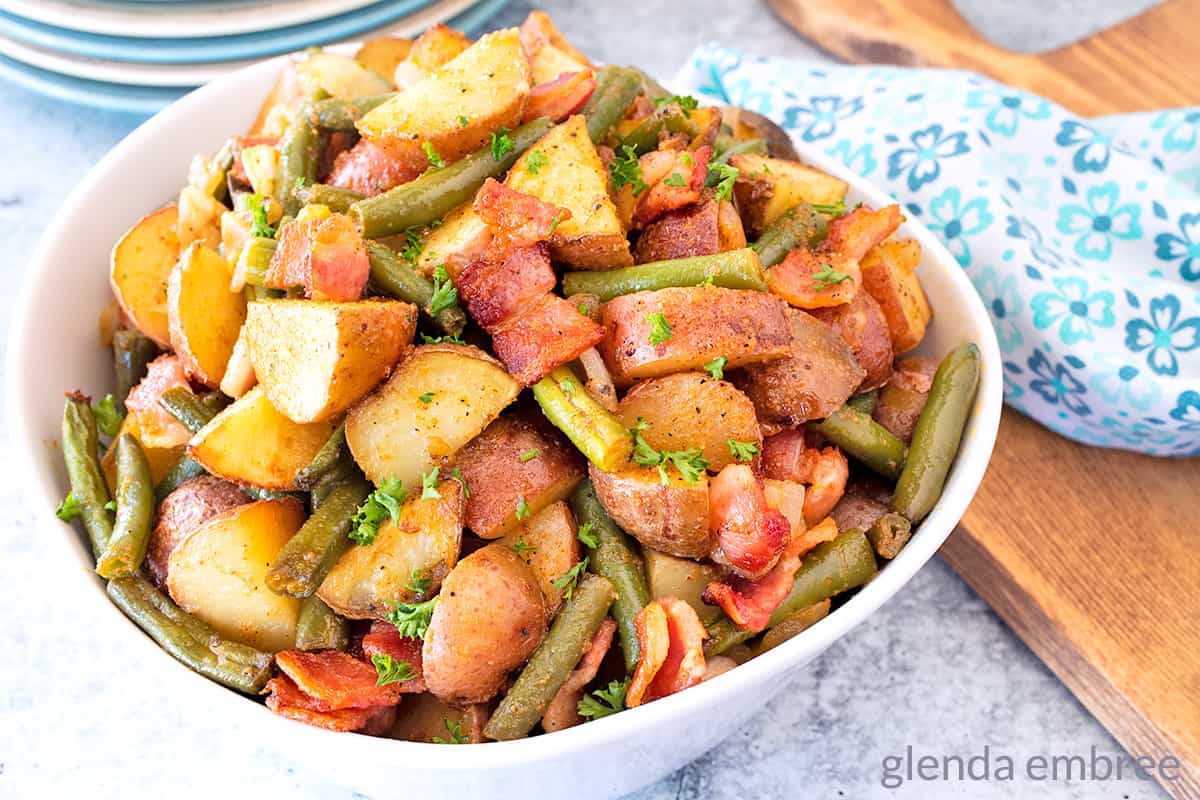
[627,599,707,707]
[633,146,712,228]
[229,136,278,186]
[708,464,791,580]
[702,517,839,632]
[762,430,849,527]
[124,354,192,448]
[458,243,556,332]
[490,294,607,386]
[264,675,377,732]
[328,139,423,196]
[524,71,598,122]
[766,205,903,309]
[274,650,402,711]
[473,178,571,248]
[361,621,427,694]
[542,619,617,732]
[264,213,369,302]
[633,199,720,263]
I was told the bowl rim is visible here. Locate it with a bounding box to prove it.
[5,44,1003,770]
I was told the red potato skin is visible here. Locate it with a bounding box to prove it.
[490,293,606,386]
[873,356,938,442]
[811,289,895,392]
[328,139,423,196]
[457,243,557,332]
[589,463,712,559]
[146,476,250,588]
[124,354,193,448]
[264,213,369,302]
[229,136,279,186]
[633,199,721,264]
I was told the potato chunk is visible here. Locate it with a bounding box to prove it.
[860,238,932,353]
[167,244,248,387]
[589,463,711,559]
[345,344,521,488]
[245,298,417,423]
[499,500,581,615]
[730,154,848,237]
[110,205,179,347]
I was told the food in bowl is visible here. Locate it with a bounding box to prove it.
[53,12,981,744]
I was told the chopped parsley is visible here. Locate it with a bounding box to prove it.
[104,500,117,512]
[398,226,424,266]
[349,477,407,545]
[630,418,710,484]
[407,568,431,599]
[811,262,853,290]
[609,144,648,196]
[663,172,686,187]
[703,356,727,380]
[420,332,466,345]
[246,193,276,238]
[547,209,566,236]
[519,448,539,463]
[578,302,589,316]
[646,312,672,345]
[560,376,577,394]
[525,149,548,175]
[490,126,513,161]
[810,199,846,216]
[512,537,537,555]
[577,678,629,719]
[55,492,81,522]
[372,653,416,686]
[457,114,469,128]
[653,94,699,111]
[387,597,438,639]
[706,162,739,202]
[727,439,761,462]
[429,265,459,317]
[552,557,589,600]
[418,391,435,404]
[515,495,530,520]
[421,468,441,500]
[92,394,124,438]
[433,718,469,744]
[576,521,598,549]
[422,142,445,170]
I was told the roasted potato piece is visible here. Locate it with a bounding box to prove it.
[187,386,336,490]
[358,29,530,170]
[454,410,586,538]
[167,244,248,388]
[617,372,760,472]
[722,107,799,160]
[388,692,485,743]
[318,482,464,619]
[507,115,632,269]
[730,153,848,237]
[219,325,257,399]
[299,51,391,98]
[861,238,932,353]
[100,413,185,493]
[633,199,721,264]
[732,308,866,425]
[499,500,581,615]
[147,476,250,588]
[122,353,193,450]
[345,344,521,488]
[394,24,472,88]
[354,37,413,82]
[166,498,306,652]
[644,549,724,625]
[589,463,711,559]
[598,286,792,386]
[422,544,547,705]
[110,205,180,347]
[528,43,590,86]
[874,356,938,442]
[414,202,491,279]
[245,299,416,424]
[811,289,894,392]
[520,11,593,75]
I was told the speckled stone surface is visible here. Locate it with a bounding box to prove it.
[0,2,1170,798]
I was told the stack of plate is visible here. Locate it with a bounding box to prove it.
[0,0,512,114]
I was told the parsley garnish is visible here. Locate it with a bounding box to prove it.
[525,149,548,175]
[433,718,468,744]
[519,449,539,463]
[552,557,589,600]
[811,262,853,290]
[387,597,438,639]
[55,492,81,522]
[350,478,407,545]
[706,162,739,202]
[646,312,672,345]
[576,521,598,549]
[653,94,699,111]
[421,468,441,500]
[512,537,537,555]
[515,495,530,520]
[449,465,470,498]
[372,653,416,686]
[630,418,710,484]
[420,332,466,345]
[663,172,686,187]
[429,265,459,317]
[407,568,431,600]
[422,142,445,170]
[577,303,589,315]
[577,678,629,719]
[246,193,276,238]
[560,376,577,394]
[547,209,566,236]
[490,126,513,161]
[92,394,124,438]
[293,176,309,190]
[399,227,423,266]
[727,439,761,462]
[811,199,846,216]
[457,114,469,127]
[609,144,648,196]
[418,391,435,404]
[104,500,117,512]
[703,356,727,380]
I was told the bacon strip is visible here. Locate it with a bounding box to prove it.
[541,619,617,732]
[473,178,571,249]
[264,675,377,732]
[627,598,707,707]
[762,430,849,527]
[489,293,606,386]
[633,146,712,229]
[458,243,556,332]
[708,464,791,580]
[361,621,427,694]
[273,650,402,711]
[524,71,597,123]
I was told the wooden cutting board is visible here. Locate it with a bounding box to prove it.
[767,1,1200,797]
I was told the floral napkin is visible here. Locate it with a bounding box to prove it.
[675,44,1200,456]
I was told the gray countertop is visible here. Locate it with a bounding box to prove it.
[0,1,1169,797]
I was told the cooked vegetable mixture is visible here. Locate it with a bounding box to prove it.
[57,13,981,742]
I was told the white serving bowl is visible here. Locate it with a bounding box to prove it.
[6,45,1002,800]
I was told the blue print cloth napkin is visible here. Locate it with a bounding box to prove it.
[675,44,1200,457]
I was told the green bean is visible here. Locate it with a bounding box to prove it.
[280,107,324,216]
[533,367,633,473]
[107,575,273,694]
[752,202,827,268]
[266,478,371,598]
[484,573,615,740]
[309,93,397,131]
[868,512,913,560]
[61,396,113,560]
[367,241,466,336]
[295,595,349,651]
[295,183,365,213]
[632,66,670,101]
[562,248,766,302]
[706,528,877,655]
[569,481,649,673]
[235,237,277,287]
[892,343,981,523]
[618,104,696,156]
[159,386,218,435]
[294,424,348,491]
[155,457,206,503]
[713,137,768,165]
[581,66,644,144]
[350,117,553,239]
[96,434,154,579]
[811,404,908,480]
[111,329,158,414]
[847,390,879,415]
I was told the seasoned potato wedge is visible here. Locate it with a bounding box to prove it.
[354,37,413,81]
[861,238,932,354]
[422,544,546,704]
[358,29,530,170]
[167,244,248,388]
[394,24,471,88]
[414,202,491,279]
[520,11,593,75]
[455,410,586,538]
[147,476,250,588]
[388,693,483,743]
[110,205,180,347]
[345,344,521,488]
[166,498,305,652]
[297,52,391,98]
[589,463,711,559]
[617,373,761,472]
[100,413,185,494]
[644,548,724,625]
[245,298,417,423]
[318,482,464,619]
[507,115,632,269]
[811,289,894,392]
[187,386,336,490]
[499,500,581,615]
[733,308,865,426]
[730,153,848,237]
[219,325,257,399]
[598,286,791,385]
[528,43,590,86]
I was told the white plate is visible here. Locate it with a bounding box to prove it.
[0,0,484,87]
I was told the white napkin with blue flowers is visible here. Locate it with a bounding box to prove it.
[675,44,1200,456]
